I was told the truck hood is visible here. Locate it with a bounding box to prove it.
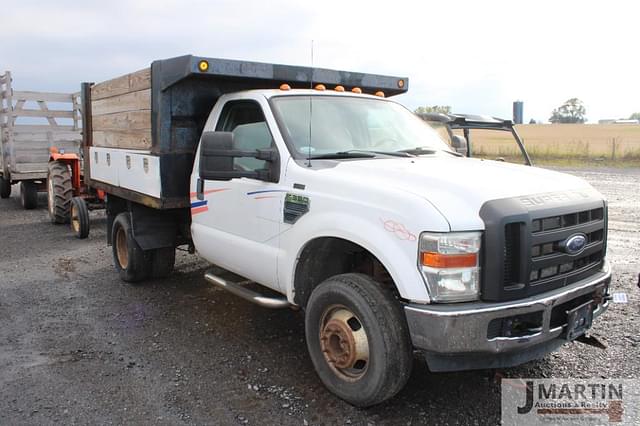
[329,156,596,230]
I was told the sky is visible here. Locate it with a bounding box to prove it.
[1,0,639,123]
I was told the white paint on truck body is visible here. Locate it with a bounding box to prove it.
[187,90,600,304]
[90,146,161,198]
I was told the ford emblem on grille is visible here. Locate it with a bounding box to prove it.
[561,233,588,255]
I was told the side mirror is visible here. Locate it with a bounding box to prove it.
[451,135,468,156]
[199,131,278,182]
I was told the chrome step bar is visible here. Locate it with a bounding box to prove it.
[204,271,291,309]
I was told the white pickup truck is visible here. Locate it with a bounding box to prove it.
[82,55,611,407]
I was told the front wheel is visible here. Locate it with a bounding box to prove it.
[305,273,413,407]
[70,197,90,239]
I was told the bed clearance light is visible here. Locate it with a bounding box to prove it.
[334,85,345,92]
[314,84,326,91]
[375,91,385,97]
[351,87,362,94]
[198,60,209,72]
[279,84,291,90]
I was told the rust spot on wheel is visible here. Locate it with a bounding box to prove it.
[319,306,370,381]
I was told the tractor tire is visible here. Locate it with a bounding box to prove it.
[70,197,90,239]
[111,212,151,283]
[305,273,413,407]
[47,161,73,223]
[150,247,176,278]
[0,176,10,198]
[20,181,38,209]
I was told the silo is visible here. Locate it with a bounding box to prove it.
[513,101,524,124]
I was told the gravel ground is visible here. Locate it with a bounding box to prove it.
[0,167,638,425]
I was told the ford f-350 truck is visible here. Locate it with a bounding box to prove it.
[82,55,611,407]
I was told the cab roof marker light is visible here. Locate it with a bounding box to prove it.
[334,85,345,92]
[375,91,385,97]
[351,87,362,94]
[279,83,291,91]
[315,84,326,91]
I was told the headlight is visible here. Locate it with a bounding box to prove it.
[418,232,482,302]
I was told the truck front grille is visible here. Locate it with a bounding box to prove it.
[480,194,607,302]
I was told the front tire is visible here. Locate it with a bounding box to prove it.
[0,176,10,198]
[111,212,150,282]
[20,181,38,209]
[70,197,90,239]
[305,273,413,407]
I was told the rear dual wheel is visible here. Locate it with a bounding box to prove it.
[111,212,175,282]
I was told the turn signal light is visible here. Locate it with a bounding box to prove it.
[421,252,478,268]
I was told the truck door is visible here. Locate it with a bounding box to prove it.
[191,99,283,291]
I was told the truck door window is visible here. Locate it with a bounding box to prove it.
[215,101,274,172]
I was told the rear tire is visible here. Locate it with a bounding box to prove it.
[20,181,38,209]
[47,161,73,223]
[150,247,176,278]
[111,212,150,283]
[305,273,413,407]
[0,176,10,198]
[70,197,90,239]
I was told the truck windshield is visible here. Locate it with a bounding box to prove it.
[270,95,451,159]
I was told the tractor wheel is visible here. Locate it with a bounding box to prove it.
[70,197,90,239]
[0,176,10,198]
[47,161,73,223]
[20,181,38,209]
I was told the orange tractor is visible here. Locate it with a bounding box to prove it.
[47,147,105,239]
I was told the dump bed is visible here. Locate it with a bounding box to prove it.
[84,54,409,209]
[0,71,82,182]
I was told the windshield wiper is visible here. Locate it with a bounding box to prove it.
[308,149,415,160]
[308,151,376,160]
[398,147,462,157]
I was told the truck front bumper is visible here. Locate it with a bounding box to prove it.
[404,261,611,372]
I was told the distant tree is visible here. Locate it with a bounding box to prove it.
[415,105,452,114]
[549,98,587,123]
[529,118,537,124]
[629,112,640,121]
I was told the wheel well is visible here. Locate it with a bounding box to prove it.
[293,237,396,307]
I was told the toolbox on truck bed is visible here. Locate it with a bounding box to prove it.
[83,54,409,209]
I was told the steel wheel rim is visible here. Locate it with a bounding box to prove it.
[71,202,80,233]
[115,227,129,269]
[319,305,370,382]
